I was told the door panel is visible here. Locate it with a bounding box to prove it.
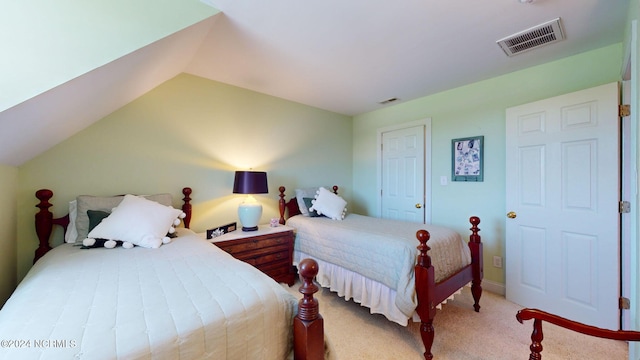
[562,231,596,307]
[519,145,544,205]
[562,140,596,210]
[519,226,546,291]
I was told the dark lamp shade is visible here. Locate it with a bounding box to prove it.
[233,171,268,194]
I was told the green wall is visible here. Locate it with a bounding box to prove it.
[353,44,623,287]
[16,74,353,281]
[0,165,18,306]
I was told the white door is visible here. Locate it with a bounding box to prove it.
[380,124,425,222]
[505,82,620,330]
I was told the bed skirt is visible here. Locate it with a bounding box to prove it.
[295,250,464,327]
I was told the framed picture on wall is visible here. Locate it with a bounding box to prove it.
[451,136,484,182]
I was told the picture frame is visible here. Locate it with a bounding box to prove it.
[206,222,237,239]
[451,135,484,182]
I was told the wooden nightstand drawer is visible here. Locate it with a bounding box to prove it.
[239,247,288,264]
[208,225,296,286]
[217,237,288,255]
[261,260,294,277]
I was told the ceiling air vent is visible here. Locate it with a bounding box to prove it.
[378,97,398,105]
[497,18,564,57]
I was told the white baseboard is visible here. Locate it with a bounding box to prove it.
[629,342,638,360]
[482,279,505,296]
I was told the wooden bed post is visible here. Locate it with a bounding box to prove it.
[34,189,70,263]
[34,189,54,263]
[468,216,483,312]
[181,187,192,229]
[279,186,287,225]
[414,229,436,360]
[294,258,324,360]
[527,318,544,360]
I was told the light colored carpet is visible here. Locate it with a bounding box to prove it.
[286,283,628,359]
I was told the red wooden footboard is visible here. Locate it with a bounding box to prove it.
[415,216,482,360]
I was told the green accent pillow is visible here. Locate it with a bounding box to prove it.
[303,198,322,217]
[87,210,110,232]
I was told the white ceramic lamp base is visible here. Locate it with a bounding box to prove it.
[238,200,262,231]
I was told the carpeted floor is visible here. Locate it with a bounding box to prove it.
[286,283,628,359]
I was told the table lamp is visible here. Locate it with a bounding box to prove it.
[233,171,268,231]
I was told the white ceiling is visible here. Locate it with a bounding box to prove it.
[187,0,627,115]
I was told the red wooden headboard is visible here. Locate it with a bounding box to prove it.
[34,187,193,263]
[277,185,339,224]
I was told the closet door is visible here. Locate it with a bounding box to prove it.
[379,120,430,223]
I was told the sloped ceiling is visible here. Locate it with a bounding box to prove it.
[0,0,628,166]
[0,0,218,112]
[0,0,218,166]
[0,18,216,166]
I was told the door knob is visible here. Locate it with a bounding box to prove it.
[507,211,517,219]
[415,203,422,209]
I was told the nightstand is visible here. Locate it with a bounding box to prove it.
[207,225,296,286]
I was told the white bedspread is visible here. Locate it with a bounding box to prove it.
[287,214,471,320]
[0,229,297,360]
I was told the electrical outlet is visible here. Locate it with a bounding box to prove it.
[493,256,503,268]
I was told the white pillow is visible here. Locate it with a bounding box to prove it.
[87,194,183,248]
[295,186,330,216]
[309,187,347,220]
[64,200,78,243]
[74,193,173,243]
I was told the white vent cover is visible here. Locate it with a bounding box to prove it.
[497,18,565,56]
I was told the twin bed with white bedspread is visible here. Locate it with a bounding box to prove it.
[0,187,325,360]
[0,229,297,359]
[288,214,472,325]
[278,185,483,360]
